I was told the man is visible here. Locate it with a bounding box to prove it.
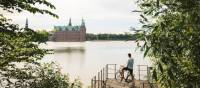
[122,53,134,82]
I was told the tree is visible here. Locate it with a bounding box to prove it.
[0,0,82,87]
[36,30,51,43]
[0,16,48,67]
[0,0,58,67]
[86,33,137,40]
[0,62,82,88]
[136,0,200,87]
[0,0,58,18]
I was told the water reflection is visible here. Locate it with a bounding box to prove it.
[53,47,85,67]
[54,47,85,53]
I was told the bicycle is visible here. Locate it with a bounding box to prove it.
[116,65,135,82]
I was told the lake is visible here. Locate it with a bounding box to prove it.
[40,41,152,87]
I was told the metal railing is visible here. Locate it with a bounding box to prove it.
[138,65,148,81]
[138,65,158,88]
[91,64,158,88]
[91,64,116,88]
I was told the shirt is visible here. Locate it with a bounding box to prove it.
[127,58,134,69]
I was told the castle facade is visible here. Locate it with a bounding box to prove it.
[50,18,86,42]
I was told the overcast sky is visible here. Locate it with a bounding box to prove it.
[4,0,141,34]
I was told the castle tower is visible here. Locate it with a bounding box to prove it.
[80,18,86,41]
[81,18,85,27]
[68,18,72,26]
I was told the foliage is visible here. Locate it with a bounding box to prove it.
[0,16,48,67]
[136,0,200,87]
[0,0,58,68]
[0,0,82,88]
[36,30,50,43]
[0,62,82,88]
[0,0,58,18]
[86,33,138,41]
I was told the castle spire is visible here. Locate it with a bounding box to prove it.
[25,18,28,28]
[81,18,85,27]
[68,18,72,26]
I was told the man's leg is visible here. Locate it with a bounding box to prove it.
[130,69,135,88]
[125,74,129,81]
[125,69,130,81]
[125,69,133,82]
[130,69,134,81]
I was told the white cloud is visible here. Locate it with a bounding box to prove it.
[2,0,141,33]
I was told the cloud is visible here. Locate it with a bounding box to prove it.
[2,0,141,33]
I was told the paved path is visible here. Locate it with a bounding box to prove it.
[105,79,150,88]
[106,79,136,88]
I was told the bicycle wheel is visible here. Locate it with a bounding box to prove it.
[115,70,125,82]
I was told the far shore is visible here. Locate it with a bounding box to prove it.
[47,40,136,42]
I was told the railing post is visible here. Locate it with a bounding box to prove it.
[98,72,100,88]
[147,66,148,79]
[103,67,105,87]
[141,82,144,88]
[91,78,93,88]
[103,68,104,82]
[106,64,108,79]
[94,76,96,88]
[138,65,140,81]
[101,70,102,88]
[114,64,117,79]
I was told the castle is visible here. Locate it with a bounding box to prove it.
[50,18,86,42]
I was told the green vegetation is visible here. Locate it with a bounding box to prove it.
[0,0,82,88]
[86,33,138,41]
[136,0,200,87]
[0,62,82,88]
[36,30,51,43]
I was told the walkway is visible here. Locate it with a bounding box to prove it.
[106,79,132,88]
[91,64,157,88]
[105,79,149,88]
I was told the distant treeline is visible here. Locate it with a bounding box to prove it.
[37,30,140,41]
[86,33,137,40]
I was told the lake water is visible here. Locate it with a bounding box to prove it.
[40,41,152,87]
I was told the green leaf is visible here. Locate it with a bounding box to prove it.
[140,14,148,22]
[144,46,150,57]
[158,62,163,73]
[167,69,174,80]
[152,69,158,81]
[141,3,151,7]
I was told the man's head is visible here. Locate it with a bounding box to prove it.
[128,53,131,58]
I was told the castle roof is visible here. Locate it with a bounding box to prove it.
[54,18,85,31]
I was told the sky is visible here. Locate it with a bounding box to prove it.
[4,0,141,34]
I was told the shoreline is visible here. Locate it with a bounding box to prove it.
[47,40,136,42]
